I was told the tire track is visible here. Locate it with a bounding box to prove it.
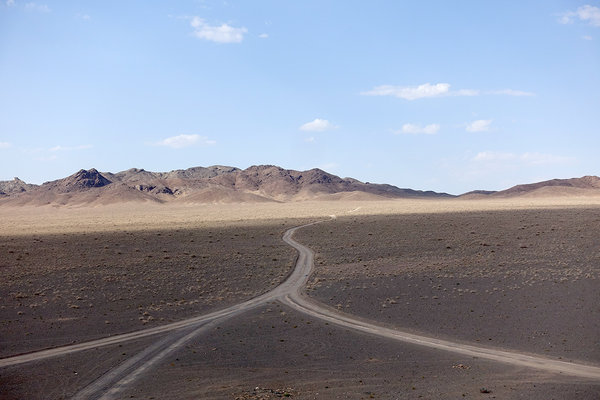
[2,218,598,400]
[69,222,322,399]
[280,220,600,381]
[0,222,321,370]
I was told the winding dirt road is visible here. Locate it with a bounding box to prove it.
[0,222,321,370]
[1,220,599,399]
[281,229,600,381]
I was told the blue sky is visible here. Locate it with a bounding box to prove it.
[1,1,599,194]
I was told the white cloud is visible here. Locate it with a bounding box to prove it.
[0,142,11,149]
[398,123,440,135]
[583,35,593,40]
[488,89,535,96]
[258,33,269,39]
[473,151,572,165]
[6,0,15,6]
[361,83,451,100]
[76,13,91,20]
[361,83,533,100]
[559,5,600,27]
[466,119,492,132]
[154,134,214,149]
[190,17,247,43]
[305,136,315,143]
[25,2,50,12]
[300,118,338,132]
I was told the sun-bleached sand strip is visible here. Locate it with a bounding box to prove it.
[2,197,600,236]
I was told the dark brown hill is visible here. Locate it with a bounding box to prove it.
[457,176,600,198]
[496,176,600,197]
[7,166,597,206]
[207,166,345,200]
[0,169,161,206]
[45,168,112,193]
[162,165,240,180]
[207,165,451,201]
[0,177,36,196]
[0,165,453,206]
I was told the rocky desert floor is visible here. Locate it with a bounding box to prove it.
[117,305,598,400]
[295,207,600,365]
[1,199,599,399]
[0,220,300,357]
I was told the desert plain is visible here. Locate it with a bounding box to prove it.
[1,197,600,399]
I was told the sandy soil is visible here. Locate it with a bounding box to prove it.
[2,197,600,236]
[0,221,299,357]
[295,208,600,364]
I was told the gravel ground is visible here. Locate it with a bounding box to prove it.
[0,220,301,357]
[2,205,599,399]
[295,208,600,363]
[119,304,600,399]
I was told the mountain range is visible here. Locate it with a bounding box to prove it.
[1,165,599,206]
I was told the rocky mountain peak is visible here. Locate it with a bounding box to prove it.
[61,168,112,190]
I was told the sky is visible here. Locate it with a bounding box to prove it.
[1,1,599,194]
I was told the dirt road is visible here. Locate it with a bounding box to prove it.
[1,220,598,399]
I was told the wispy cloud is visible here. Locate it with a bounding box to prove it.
[397,123,440,135]
[300,118,338,132]
[362,83,533,100]
[21,144,91,162]
[466,119,492,132]
[6,0,15,7]
[190,17,247,43]
[0,142,11,149]
[473,151,515,162]
[559,5,600,27]
[76,13,91,20]
[361,83,453,100]
[24,144,91,153]
[36,154,58,162]
[583,35,593,40]
[24,2,50,12]
[49,144,92,152]
[487,89,534,97]
[258,33,269,39]
[154,134,215,149]
[473,151,572,165]
[454,89,480,96]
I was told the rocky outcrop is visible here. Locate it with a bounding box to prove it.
[0,177,36,195]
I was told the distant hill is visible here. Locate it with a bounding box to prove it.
[46,168,112,193]
[459,176,600,199]
[496,176,600,197]
[0,165,452,206]
[0,177,36,196]
[3,168,598,206]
